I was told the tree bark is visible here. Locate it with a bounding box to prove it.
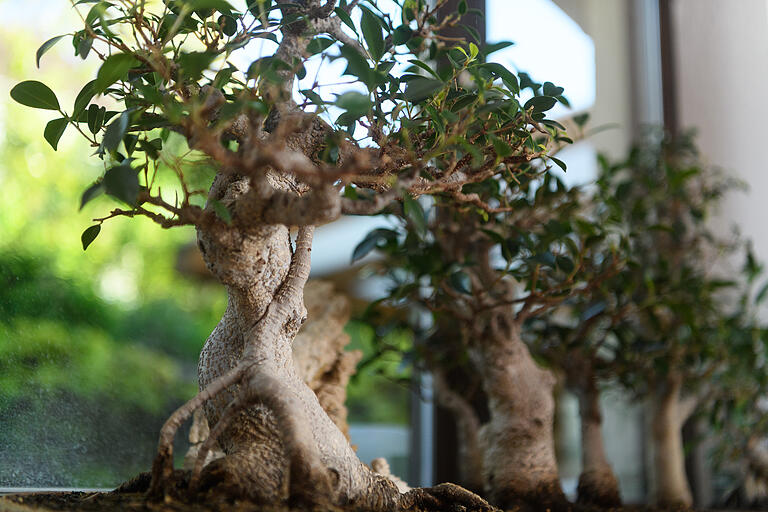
[468,320,566,509]
[574,372,622,507]
[144,174,493,512]
[191,175,401,508]
[651,373,694,507]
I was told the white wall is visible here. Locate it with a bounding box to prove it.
[673,0,768,264]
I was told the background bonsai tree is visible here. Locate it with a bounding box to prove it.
[525,220,631,508]
[357,166,624,509]
[594,131,763,507]
[10,0,576,509]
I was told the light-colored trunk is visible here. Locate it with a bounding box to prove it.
[469,322,565,509]
[179,174,491,511]
[651,373,694,507]
[191,174,401,509]
[575,376,622,506]
[184,280,361,468]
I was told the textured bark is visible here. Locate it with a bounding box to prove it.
[292,280,362,440]
[651,373,694,507]
[184,280,360,467]
[191,177,400,509]
[468,321,566,509]
[146,173,493,511]
[574,374,622,507]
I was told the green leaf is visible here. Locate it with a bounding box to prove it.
[73,80,97,116]
[403,77,443,103]
[457,0,467,14]
[211,199,232,225]
[81,225,101,251]
[334,7,356,32]
[95,54,140,94]
[87,104,106,134]
[403,194,427,237]
[104,161,139,205]
[408,59,439,79]
[101,110,130,153]
[360,6,384,61]
[392,25,412,46]
[247,0,271,20]
[218,14,237,36]
[184,0,232,12]
[524,95,557,113]
[483,41,514,56]
[756,281,768,305]
[212,65,235,89]
[542,81,564,97]
[449,271,471,294]
[481,62,519,93]
[306,36,335,55]
[573,112,589,128]
[351,228,397,263]
[10,81,60,110]
[80,181,104,210]
[335,91,372,116]
[36,35,66,68]
[581,301,607,322]
[77,36,94,59]
[550,156,567,171]
[44,118,68,150]
[468,42,479,61]
[178,51,217,80]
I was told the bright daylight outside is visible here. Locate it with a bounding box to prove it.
[1,0,767,511]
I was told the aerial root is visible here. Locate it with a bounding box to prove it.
[148,363,248,499]
[246,370,336,506]
[189,394,249,491]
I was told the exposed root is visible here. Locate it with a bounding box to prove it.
[149,363,248,499]
[190,395,249,491]
[399,483,497,512]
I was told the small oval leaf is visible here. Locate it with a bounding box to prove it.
[36,35,66,68]
[80,181,105,210]
[81,224,101,251]
[10,80,60,110]
[44,118,68,150]
[95,54,140,94]
[104,161,139,205]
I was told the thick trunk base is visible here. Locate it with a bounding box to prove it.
[114,470,495,512]
[491,479,568,512]
[576,468,622,508]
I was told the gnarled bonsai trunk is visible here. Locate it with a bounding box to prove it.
[187,175,399,509]
[574,370,621,507]
[468,318,565,509]
[651,373,695,507]
[148,172,493,511]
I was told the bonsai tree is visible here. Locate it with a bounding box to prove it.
[357,167,623,509]
[9,0,575,508]
[703,253,768,508]
[595,131,759,507]
[525,230,631,507]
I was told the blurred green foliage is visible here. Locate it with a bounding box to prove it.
[0,28,225,486]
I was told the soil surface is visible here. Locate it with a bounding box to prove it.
[0,473,728,512]
[0,491,721,512]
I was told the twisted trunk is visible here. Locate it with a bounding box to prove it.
[469,320,565,509]
[191,174,400,509]
[574,371,621,507]
[651,372,694,507]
